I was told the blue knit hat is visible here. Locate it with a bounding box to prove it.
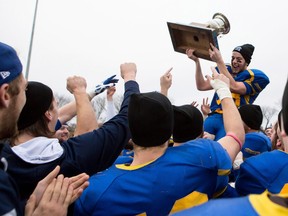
[0,42,22,86]
[233,44,254,65]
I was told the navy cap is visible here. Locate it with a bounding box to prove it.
[0,42,22,86]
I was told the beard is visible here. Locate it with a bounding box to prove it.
[0,99,19,139]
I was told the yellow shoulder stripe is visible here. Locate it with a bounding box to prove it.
[170,191,208,214]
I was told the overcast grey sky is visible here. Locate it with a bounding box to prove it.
[0,0,287,116]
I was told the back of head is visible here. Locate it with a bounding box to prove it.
[0,42,22,86]
[239,104,263,130]
[128,91,174,147]
[233,44,255,65]
[173,105,203,143]
[18,81,53,130]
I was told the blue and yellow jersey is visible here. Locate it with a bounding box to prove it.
[210,65,270,113]
[236,150,288,196]
[74,139,232,216]
[172,191,288,216]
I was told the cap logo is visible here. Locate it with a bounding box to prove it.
[0,71,10,80]
[234,46,242,52]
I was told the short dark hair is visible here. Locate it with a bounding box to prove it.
[11,99,56,146]
[7,75,21,97]
[21,100,56,138]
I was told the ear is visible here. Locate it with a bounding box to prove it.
[44,110,53,121]
[0,84,11,108]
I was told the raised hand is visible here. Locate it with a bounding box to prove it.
[186,48,199,62]
[190,101,199,108]
[66,76,87,95]
[160,67,173,96]
[208,43,223,63]
[207,67,231,101]
[201,97,210,116]
[107,86,116,101]
[120,63,137,82]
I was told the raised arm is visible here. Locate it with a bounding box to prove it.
[64,63,139,175]
[106,86,117,121]
[121,63,137,83]
[200,97,210,119]
[208,68,245,162]
[186,48,213,91]
[160,67,173,96]
[209,43,246,94]
[66,76,98,136]
[58,74,119,126]
[57,101,77,125]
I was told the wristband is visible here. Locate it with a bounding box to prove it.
[226,132,242,150]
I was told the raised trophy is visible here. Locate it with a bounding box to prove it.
[167,13,230,61]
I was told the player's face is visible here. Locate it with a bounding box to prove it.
[231,52,247,73]
[54,125,69,142]
[265,128,272,138]
[0,74,27,138]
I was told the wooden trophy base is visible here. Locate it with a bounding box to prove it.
[167,22,219,61]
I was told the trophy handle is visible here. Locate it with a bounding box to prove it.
[207,13,230,35]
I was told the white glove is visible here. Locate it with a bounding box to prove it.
[210,78,232,101]
[88,83,115,99]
